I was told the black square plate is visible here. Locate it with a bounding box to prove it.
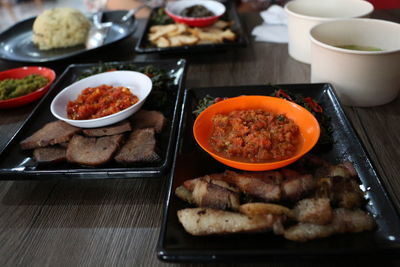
[0,59,186,179]
[157,84,400,262]
[135,1,248,54]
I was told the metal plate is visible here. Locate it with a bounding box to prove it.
[0,59,186,179]
[157,84,400,263]
[135,1,248,54]
[0,11,136,63]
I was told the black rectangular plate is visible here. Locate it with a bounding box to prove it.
[157,84,400,263]
[0,59,187,179]
[135,1,248,54]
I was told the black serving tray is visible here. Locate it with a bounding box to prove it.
[0,59,186,179]
[0,10,137,63]
[135,1,248,54]
[157,84,400,262]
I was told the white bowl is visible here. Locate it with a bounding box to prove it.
[310,18,400,107]
[284,0,373,64]
[51,71,152,128]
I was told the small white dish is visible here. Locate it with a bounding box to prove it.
[50,71,152,128]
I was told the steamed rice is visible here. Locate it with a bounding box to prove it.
[32,7,91,50]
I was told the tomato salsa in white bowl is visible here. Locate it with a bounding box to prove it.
[50,71,152,128]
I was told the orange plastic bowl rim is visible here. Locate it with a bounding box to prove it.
[193,95,321,171]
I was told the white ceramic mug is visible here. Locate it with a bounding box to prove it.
[310,18,400,107]
[284,0,374,64]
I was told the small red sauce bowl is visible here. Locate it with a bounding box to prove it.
[165,0,226,27]
[193,95,320,171]
[0,66,56,109]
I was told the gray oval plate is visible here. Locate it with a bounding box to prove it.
[0,10,136,63]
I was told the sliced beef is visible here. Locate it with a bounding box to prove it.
[130,110,166,133]
[82,120,132,137]
[33,146,67,163]
[114,128,160,164]
[66,134,123,166]
[20,120,81,150]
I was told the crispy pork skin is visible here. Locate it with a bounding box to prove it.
[177,208,276,236]
[130,110,166,133]
[33,146,66,163]
[66,134,123,166]
[20,120,81,150]
[114,128,160,164]
[223,170,282,202]
[191,178,240,210]
[82,120,132,137]
[292,198,333,225]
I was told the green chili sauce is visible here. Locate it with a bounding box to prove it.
[0,74,48,100]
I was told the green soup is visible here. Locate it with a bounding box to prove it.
[336,45,383,51]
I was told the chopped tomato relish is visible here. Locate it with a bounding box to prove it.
[210,109,300,163]
[67,84,139,120]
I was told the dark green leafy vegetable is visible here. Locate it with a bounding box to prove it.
[193,95,227,116]
[0,74,48,100]
[181,5,214,18]
[149,8,174,26]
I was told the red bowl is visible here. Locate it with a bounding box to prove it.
[0,66,56,109]
[165,0,226,27]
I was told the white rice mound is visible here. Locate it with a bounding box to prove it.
[32,7,91,50]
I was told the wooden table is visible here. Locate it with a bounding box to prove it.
[1,9,399,266]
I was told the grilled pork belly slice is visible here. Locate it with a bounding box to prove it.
[223,170,282,202]
[82,120,132,137]
[177,208,277,236]
[20,120,81,150]
[315,176,365,209]
[66,134,123,166]
[239,203,292,217]
[281,174,315,201]
[183,174,239,193]
[292,198,333,225]
[284,208,375,242]
[175,186,195,204]
[33,146,66,163]
[192,178,240,210]
[114,128,160,164]
[130,110,166,133]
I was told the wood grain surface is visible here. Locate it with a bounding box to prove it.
[0,9,399,267]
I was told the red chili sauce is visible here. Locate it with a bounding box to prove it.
[210,109,300,163]
[67,84,139,120]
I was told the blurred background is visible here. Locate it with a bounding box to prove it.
[1,0,399,32]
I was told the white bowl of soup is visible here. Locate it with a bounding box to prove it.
[310,18,400,107]
[284,0,373,64]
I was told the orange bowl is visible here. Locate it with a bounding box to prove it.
[193,95,320,171]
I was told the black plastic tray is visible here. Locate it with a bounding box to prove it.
[0,10,137,63]
[0,59,186,179]
[157,84,400,262]
[135,1,248,54]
